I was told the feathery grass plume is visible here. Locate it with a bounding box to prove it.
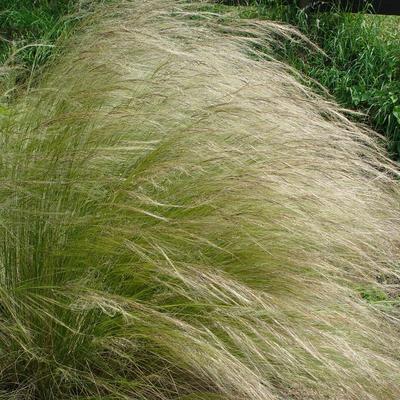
[0,0,400,398]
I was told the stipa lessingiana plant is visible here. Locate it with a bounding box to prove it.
[0,1,400,399]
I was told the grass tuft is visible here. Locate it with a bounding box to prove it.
[1,1,400,399]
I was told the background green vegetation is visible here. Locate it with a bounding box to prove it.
[0,0,102,91]
[0,0,73,81]
[0,0,74,59]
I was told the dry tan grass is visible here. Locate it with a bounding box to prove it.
[0,1,400,398]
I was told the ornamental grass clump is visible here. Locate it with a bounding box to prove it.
[1,1,400,399]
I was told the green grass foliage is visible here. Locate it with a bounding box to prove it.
[0,0,103,92]
[1,1,400,399]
